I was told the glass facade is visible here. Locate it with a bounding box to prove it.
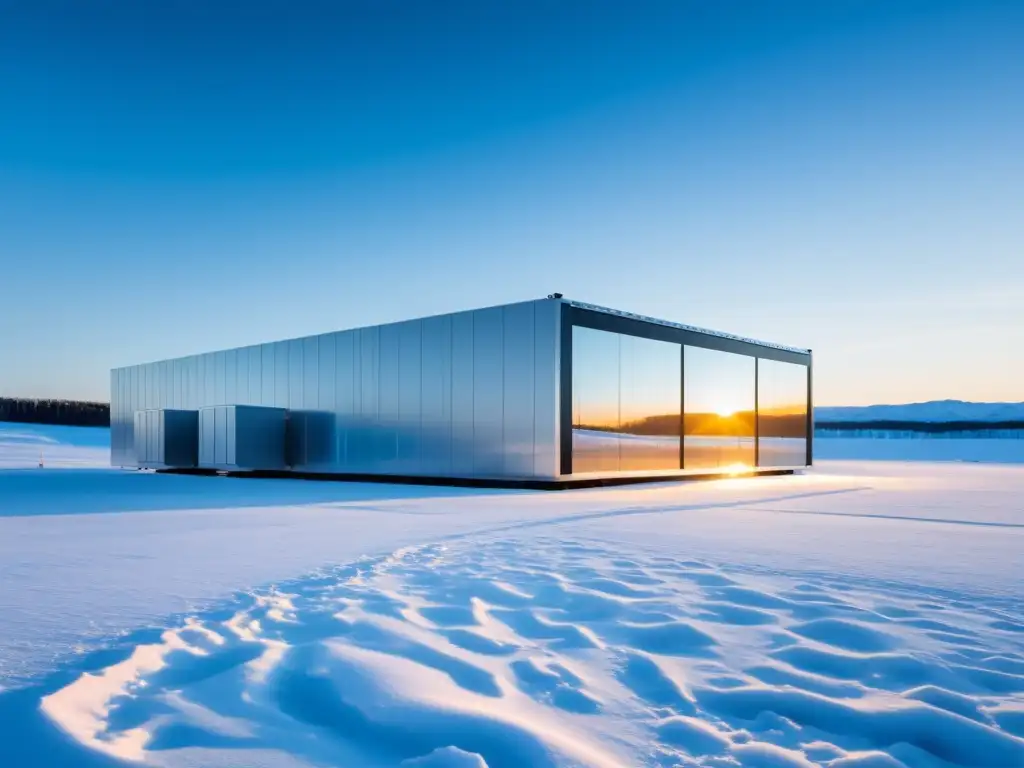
[571,326,681,473]
[570,325,807,475]
[757,358,809,467]
[683,346,756,470]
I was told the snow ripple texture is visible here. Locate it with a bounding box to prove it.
[42,538,1024,768]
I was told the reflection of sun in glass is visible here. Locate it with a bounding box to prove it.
[724,462,749,476]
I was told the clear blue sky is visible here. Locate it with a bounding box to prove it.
[1,1,1021,406]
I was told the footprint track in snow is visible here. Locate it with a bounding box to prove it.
[38,538,1024,768]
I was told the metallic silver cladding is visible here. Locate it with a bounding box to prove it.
[357,326,380,466]
[214,406,227,465]
[450,310,475,476]
[397,321,420,472]
[112,299,562,480]
[134,410,153,464]
[198,404,287,470]
[502,302,536,477]
[378,322,401,466]
[110,370,122,464]
[421,313,454,476]
[198,406,212,466]
[335,331,354,465]
[289,339,303,411]
[533,299,560,478]
[114,369,124,465]
[275,340,289,408]
[134,409,198,468]
[472,306,504,476]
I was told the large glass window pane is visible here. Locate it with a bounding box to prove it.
[757,358,808,467]
[619,335,681,471]
[572,327,681,473]
[571,327,621,473]
[684,346,755,470]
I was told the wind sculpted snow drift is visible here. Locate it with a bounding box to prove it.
[36,538,1024,768]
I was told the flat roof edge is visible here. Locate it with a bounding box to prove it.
[563,300,810,355]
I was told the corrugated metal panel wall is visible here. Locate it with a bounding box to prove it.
[110,299,561,480]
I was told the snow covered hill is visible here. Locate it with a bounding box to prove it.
[816,400,1024,423]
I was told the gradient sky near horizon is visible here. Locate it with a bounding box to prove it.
[2,1,1022,406]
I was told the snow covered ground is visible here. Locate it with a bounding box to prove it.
[0,421,111,469]
[1,425,1022,768]
[816,437,1024,464]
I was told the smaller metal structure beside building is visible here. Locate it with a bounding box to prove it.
[133,409,198,468]
[112,297,813,487]
[197,405,287,471]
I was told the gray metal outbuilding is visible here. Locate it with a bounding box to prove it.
[197,405,287,471]
[111,297,812,487]
[133,409,198,468]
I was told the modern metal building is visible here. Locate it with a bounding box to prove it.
[111,297,812,487]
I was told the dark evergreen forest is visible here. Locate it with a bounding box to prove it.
[0,398,110,427]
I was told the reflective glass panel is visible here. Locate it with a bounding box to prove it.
[571,327,621,473]
[757,358,809,467]
[619,334,681,471]
[684,346,755,469]
[572,327,681,473]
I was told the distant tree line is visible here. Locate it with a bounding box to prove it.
[0,398,110,427]
[8,401,1017,434]
[815,419,1024,433]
